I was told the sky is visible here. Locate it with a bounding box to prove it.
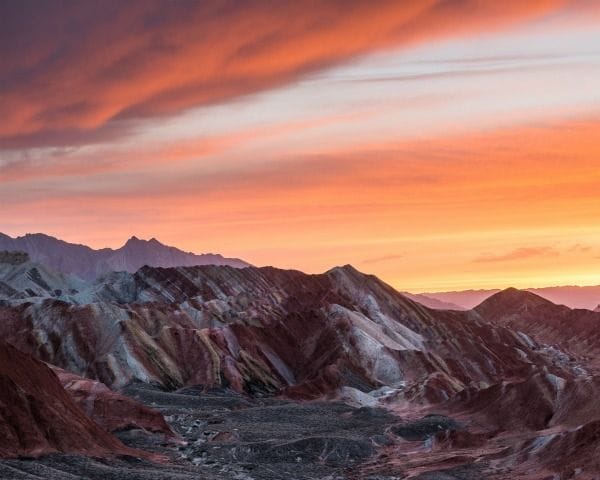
[1,0,600,292]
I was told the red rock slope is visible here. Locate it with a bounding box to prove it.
[0,341,142,458]
[54,367,175,437]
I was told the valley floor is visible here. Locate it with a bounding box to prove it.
[0,385,399,480]
[0,379,593,479]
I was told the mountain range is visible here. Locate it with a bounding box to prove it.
[0,232,250,281]
[0,238,599,478]
[3,231,597,311]
[419,284,600,311]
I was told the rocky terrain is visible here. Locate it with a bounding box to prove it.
[0,383,400,479]
[0,250,598,478]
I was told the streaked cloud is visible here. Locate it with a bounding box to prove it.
[2,1,600,292]
[473,247,560,263]
[362,254,406,265]
[0,0,590,148]
[568,244,593,253]
[3,115,600,293]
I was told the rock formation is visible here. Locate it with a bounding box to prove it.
[0,260,599,477]
[54,368,175,437]
[0,265,557,403]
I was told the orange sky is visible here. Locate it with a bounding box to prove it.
[2,1,600,291]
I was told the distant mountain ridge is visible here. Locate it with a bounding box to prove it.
[419,285,600,311]
[401,291,463,310]
[0,233,250,280]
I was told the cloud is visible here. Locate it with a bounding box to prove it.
[568,243,593,253]
[2,116,600,288]
[362,254,405,264]
[0,0,581,149]
[473,247,560,263]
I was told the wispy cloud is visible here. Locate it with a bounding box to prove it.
[362,254,405,265]
[568,243,593,253]
[473,247,559,263]
[0,0,586,149]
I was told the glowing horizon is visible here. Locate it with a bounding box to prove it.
[2,1,600,292]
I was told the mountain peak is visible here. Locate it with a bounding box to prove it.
[125,235,142,244]
[327,264,361,275]
[123,236,167,249]
[475,287,556,317]
[484,287,552,305]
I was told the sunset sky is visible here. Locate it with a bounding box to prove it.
[2,1,600,291]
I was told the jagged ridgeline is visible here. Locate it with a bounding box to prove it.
[0,233,250,280]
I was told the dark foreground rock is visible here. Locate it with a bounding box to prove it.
[0,384,399,479]
[390,415,462,441]
[130,384,396,479]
